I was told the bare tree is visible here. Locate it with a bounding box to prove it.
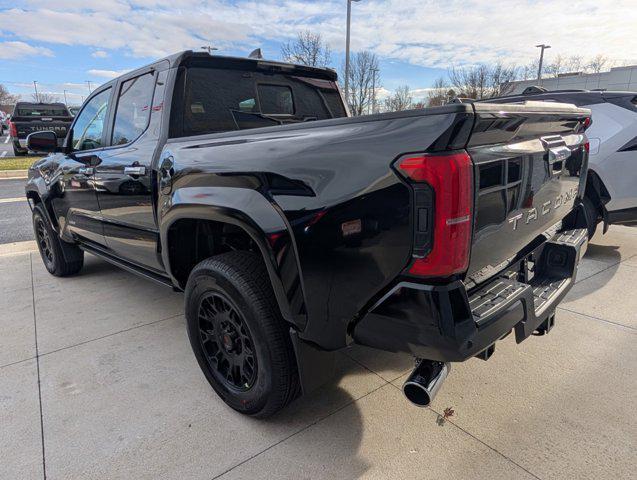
[0,84,19,105]
[31,92,59,103]
[448,63,517,99]
[544,55,588,77]
[519,60,540,80]
[426,77,455,107]
[342,51,380,116]
[383,85,413,112]
[281,30,332,68]
[588,54,612,74]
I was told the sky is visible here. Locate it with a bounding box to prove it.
[0,0,636,105]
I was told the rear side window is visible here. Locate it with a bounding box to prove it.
[171,67,345,138]
[111,72,155,145]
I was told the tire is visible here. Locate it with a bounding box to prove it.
[32,204,84,276]
[185,251,299,418]
[12,142,27,156]
[582,195,599,239]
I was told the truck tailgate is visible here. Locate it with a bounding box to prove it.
[12,117,71,140]
[465,103,590,287]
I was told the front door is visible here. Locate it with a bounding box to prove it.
[50,87,112,246]
[94,69,165,271]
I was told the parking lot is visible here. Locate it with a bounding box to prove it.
[0,132,17,158]
[0,219,635,479]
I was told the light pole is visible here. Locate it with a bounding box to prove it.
[536,44,551,82]
[344,0,362,103]
[201,46,219,55]
[33,81,39,102]
[86,80,93,93]
[63,89,68,105]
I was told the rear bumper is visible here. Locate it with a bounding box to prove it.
[352,228,588,362]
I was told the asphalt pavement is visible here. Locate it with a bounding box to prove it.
[0,132,42,158]
[0,177,32,243]
[0,132,15,158]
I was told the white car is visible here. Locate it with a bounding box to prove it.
[482,89,637,237]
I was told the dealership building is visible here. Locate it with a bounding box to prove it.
[507,65,637,94]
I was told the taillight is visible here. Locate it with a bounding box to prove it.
[583,141,590,153]
[583,117,592,130]
[9,121,17,137]
[395,151,474,278]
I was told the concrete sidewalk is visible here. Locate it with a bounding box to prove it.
[1,227,636,480]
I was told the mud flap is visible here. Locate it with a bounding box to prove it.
[289,329,336,395]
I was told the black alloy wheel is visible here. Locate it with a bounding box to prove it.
[35,216,55,269]
[197,291,257,391]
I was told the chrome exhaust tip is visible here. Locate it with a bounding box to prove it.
[402,360,450,407]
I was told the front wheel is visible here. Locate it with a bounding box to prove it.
[185,251,299,418]
[32,204,84,276]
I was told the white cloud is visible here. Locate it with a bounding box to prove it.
[91,50,109,58]
[0,40,53,59]
[1,1,636,69]
[87,68,130,79]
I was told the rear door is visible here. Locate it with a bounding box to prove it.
[465,103,589,287]
[93,66,167,271]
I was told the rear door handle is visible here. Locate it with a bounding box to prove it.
[78,167,93,175]
[124,166,146,176]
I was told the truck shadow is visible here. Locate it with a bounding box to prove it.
[238,353,371,477]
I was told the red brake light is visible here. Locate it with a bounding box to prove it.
[9,121,17,138]
[583,141,590,153]
[395,151,474,277]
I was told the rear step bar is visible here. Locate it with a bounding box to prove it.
[468,228,587,343]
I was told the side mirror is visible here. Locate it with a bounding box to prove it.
[27,131,59,153]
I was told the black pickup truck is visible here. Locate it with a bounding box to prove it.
[25,51,591,417]
[10,102,72,156]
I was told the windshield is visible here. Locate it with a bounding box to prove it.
[16,106,69,117]
[170,66,346,137]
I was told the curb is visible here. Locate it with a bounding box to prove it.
[0,240,37,256]
[0,169,28,179]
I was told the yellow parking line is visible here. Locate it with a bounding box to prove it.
[0,197,25,204]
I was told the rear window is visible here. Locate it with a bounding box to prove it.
[16,106,69,117]
[170,67,346,138]
[258,84,294,115]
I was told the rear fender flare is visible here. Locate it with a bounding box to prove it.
[160,187,307,329]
